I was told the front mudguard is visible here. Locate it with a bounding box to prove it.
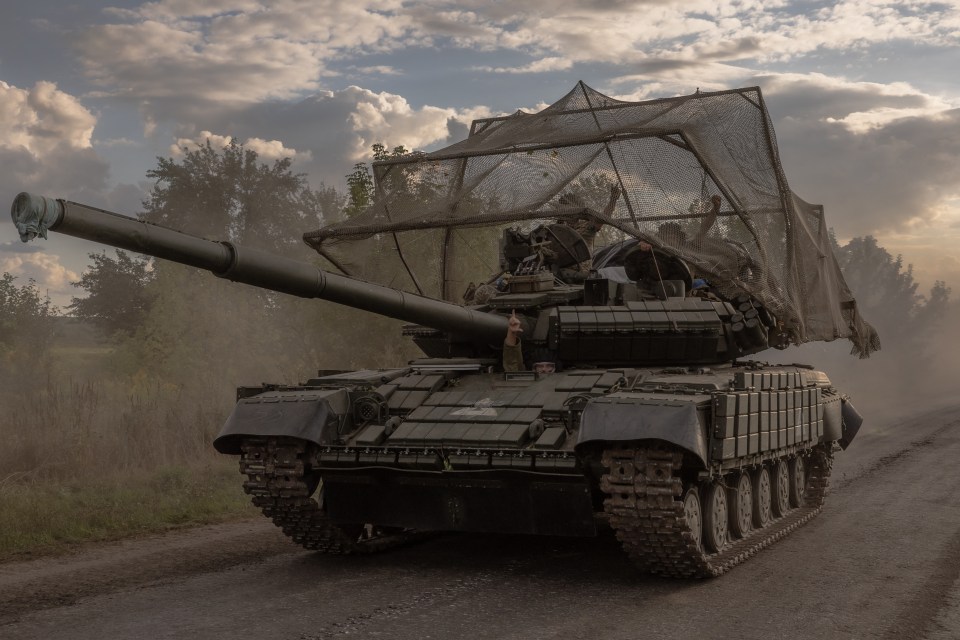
[213,388,350,454]
[576,397,708,468]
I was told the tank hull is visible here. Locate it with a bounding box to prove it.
[226,361,850,575]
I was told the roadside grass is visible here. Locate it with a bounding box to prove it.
[0,459,255,561]
[0,370,260,561]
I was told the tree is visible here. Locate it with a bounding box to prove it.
[344,162,374,218]
[70,250,153,337]
[0,273,56,352]
[343,143,409,217]
[0,273,57,389]
[107,139,408,385]
[144,139,343,256]
[834,235,951,344]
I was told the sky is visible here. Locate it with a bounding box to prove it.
[1,0,959,307]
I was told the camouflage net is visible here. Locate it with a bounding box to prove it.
[305,82,879,356]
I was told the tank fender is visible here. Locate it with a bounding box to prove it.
[838,397,864,450]
[576,397,708,468]
[214,388,350,454]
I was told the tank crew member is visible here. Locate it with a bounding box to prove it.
[556,184,624,276]
[503,311,557,374]
[558,184,623,250]
[503,310,524,372]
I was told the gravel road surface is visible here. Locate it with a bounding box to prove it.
[2,404,958,640]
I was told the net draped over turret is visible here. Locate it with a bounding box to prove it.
[305,83,878,357]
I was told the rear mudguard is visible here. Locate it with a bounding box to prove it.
[839,397,864,450]
[576,396,708,468]
[214,388,350,454]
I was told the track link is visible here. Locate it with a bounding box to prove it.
[601,445,833,578]
[240,436,417,554]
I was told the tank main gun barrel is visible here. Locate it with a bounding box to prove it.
[10,193,508,343]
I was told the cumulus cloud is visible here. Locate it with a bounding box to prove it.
[343,86,491,158]
[74,1,419,106]
[0,81,110,203]
[759,73,958,133]
[752,74,960,238]
[170,130,313,162]
[0,250,80,303]
[166,86,493,186]
[0,81,96,154]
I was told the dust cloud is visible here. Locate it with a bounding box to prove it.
[765,301,960,432]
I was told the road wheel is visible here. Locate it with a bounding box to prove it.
[789,456,806,507]
[682,487,703,550]
[752,466,773,528]
[701,481,728,552]
[771,459,791,517]
[728,471,753,539]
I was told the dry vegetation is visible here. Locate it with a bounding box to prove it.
[0,350,255,560]
[0,288,413,560]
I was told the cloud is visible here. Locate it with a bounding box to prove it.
[758,73,958,132]
[476,56,574,74]
[165,86,494,187]
[751,74,960,237]
[66,1,960,143]
[0,81,96,154]
[170,131,313,162]
[0,250,80,302]
[407,1,960,71]
[344,86,491,157]
[351,65,402,76]
[73,1,420,106]
[0,81,110,205]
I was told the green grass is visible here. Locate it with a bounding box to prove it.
[0,320,280,561]
[0,459,256,561]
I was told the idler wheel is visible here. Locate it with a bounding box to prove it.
[771,459,791,517]
[789,456,807,507]
[682,487,703,550]
[701,481,728,552]
[752,466,773,528]
[728,471,753,539]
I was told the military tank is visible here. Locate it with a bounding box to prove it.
[10,83,877,577]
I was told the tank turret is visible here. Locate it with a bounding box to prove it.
[11,193,775,367]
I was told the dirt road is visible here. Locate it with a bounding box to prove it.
[2,404,959,640]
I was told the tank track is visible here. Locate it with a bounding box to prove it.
[601,445,833,578]
[239,436,418,554]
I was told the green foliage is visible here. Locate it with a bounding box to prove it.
[106,139,365,385]
[70,250,153,337]
[0,272,56,350]
[145,139,343,255]
[0,355,252,558]
[0,460,252,559]
[0,273,58,390]
[343,142,410,218]
[344,162,374,218]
